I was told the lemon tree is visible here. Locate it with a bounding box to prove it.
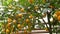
[0,0,60,34]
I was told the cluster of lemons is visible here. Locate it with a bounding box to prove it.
[3,5,34,34]
[53,10,60,21]
[2,0,48,34]
[5,13,33,34]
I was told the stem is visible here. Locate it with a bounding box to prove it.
[42,18,49,29]
[40,16,49,30]
[47,11,52,34]
[48,18,52,34]
[32,17,36,29]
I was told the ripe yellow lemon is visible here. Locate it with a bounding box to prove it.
[55,11,60,16]
[6,29,10,33]
[17,24,21,28]
[26,19,30,23]
[7,18,12,23]
[28,0,34,4]
[7,23,11,27]
[53,14,58,18]
[58,16,60,21]
[18,14,23,18]
[20,8,24,12]
[13,19,16,23]
[29,15,33,19]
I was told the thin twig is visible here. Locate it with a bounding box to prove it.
[41,17,49,29]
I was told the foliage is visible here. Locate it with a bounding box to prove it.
[0,0,60,34]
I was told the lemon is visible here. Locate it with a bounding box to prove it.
[58,16,60,21]
[18,14,23,18]
[6,29,10,33]
[7,23,11,27]
[13,19,16,23]
[17,24,21,29]
[29,15,33,19]
[20,8,24,12]
[28,0,34,4]
[53,14,57,17]
[55,11,60,16]
[26,19,30,23]
[7,18,12,23]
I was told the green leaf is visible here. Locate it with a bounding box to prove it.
[3,0,13,6]
[3,1,7,6]
[7,0,13,4]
